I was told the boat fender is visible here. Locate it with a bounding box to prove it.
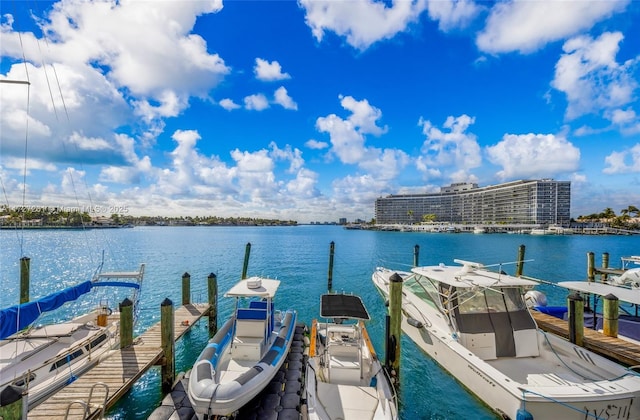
[516,408,533,420]
[407,317,423,328]
[369,376,377,387]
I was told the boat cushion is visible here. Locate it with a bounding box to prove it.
[235,320,265,338]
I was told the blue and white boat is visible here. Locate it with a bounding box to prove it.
[188,276,297,417]
[0,263,145,409]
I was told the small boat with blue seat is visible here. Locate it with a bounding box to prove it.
[188,276,297,417]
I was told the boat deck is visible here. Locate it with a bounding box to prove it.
[28,303,210,420]
[531,310,640,367]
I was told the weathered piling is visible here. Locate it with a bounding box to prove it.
[587,252,595,282]
[161,298,175,393]
[603,293,619,338]
[601,252,610,282]
[208,273,218,337]
[0,385,25,420]
[568,293,584,346]
[20,256,30,304]
[119,298,133,349]
[515,245,526,277]
[241,242,251,279]
[388,272,403,385]
[413,245,419,267]
[181,272,191,306]
[327,241,335,292]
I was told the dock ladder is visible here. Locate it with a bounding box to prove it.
[64,382,109,419]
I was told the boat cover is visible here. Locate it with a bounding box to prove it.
[0,281,93,340]
[320,294,370,320]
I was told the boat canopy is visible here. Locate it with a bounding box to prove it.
[225,276,281,298]
[320,294,370,320]
[0,280,93,340]
[412,264,539,289]
[557,281,640,306]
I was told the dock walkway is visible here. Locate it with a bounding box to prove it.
[531,310,640,367]
[28,303,210,420]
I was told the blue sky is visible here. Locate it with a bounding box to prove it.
[1,0,639,223]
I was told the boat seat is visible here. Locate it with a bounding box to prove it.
[233,318,265,361]
[328,345,361,385]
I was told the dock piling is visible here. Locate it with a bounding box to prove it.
[181,272,191,306]
[161,298,175,393]
[413,245,419,268]
[515,245,525,277]
[587,252,595,282]
[20,256,30,304]
[388,272,403,385]
[208,273,218,337]
[603,293,619,338]
[601,252,610,282]
[568,293,584,346]
[241,242,251,279]
[119,298,133,349]
[327,241,335,292]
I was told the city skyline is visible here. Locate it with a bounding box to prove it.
[1,1,639,223]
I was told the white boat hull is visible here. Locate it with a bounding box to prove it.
[373,267,640,420]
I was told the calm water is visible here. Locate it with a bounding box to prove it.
[1,226,639,419]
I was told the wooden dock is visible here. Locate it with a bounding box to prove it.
[531,310,640,367]
[28,303,210,420]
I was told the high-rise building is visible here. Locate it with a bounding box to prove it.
[375,179,571,226]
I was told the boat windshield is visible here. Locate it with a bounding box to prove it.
[405,276,440,308]
[458,288,526,314]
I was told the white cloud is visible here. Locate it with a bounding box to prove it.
[219,98,241,111]
[254,58,291,81]
[299,0,428,50]
[551,32,638,121]
[244,94,270,111]
[603,144,640,174]
[485,133,580,180]
[427,0,480,32]
[273,86,298,110]
[269,142,304,173]
[477,1,628,54]
[417,114,481,182]
[305,139,329,150]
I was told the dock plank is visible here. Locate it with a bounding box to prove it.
[531,310,640,367]
[28,303,210,420]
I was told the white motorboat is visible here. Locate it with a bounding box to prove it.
[372,260,640,420]
[305,293,398,420]
[188,276,297,417]
[0,263,145,409]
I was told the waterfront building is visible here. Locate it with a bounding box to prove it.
[375,179,571,226]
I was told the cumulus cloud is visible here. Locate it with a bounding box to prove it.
[273,86,298,110]
[477,1,628,54]
[485,133,580,180]
[603,143,640,174]
[219,98,241,111]
[417,114,481,182]
[305,139,329,150]
[427,0,480,32]
[244,93,270,111]
[551,32,639,122]
[254,58,291,81]
[299,0,428,50]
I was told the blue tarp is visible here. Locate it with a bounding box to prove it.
[0,280,93,340]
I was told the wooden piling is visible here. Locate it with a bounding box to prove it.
[161,298,175,393]
[181,272,190,306]
[413,245,419,268]
[601,252,610,282]
[208,273,218,337]
[20,256,30,304]
[119,298,133,349]
[603,293,619,338]
[515,245,526,277]
[241,242,251,279]
[327,241,335,292]
[388,272,403,385]
[587,252,595,282]
[568,293,584,346]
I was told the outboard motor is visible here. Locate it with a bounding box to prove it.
[524,290,547,308]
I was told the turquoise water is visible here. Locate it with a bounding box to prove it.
[1,226,638,419]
